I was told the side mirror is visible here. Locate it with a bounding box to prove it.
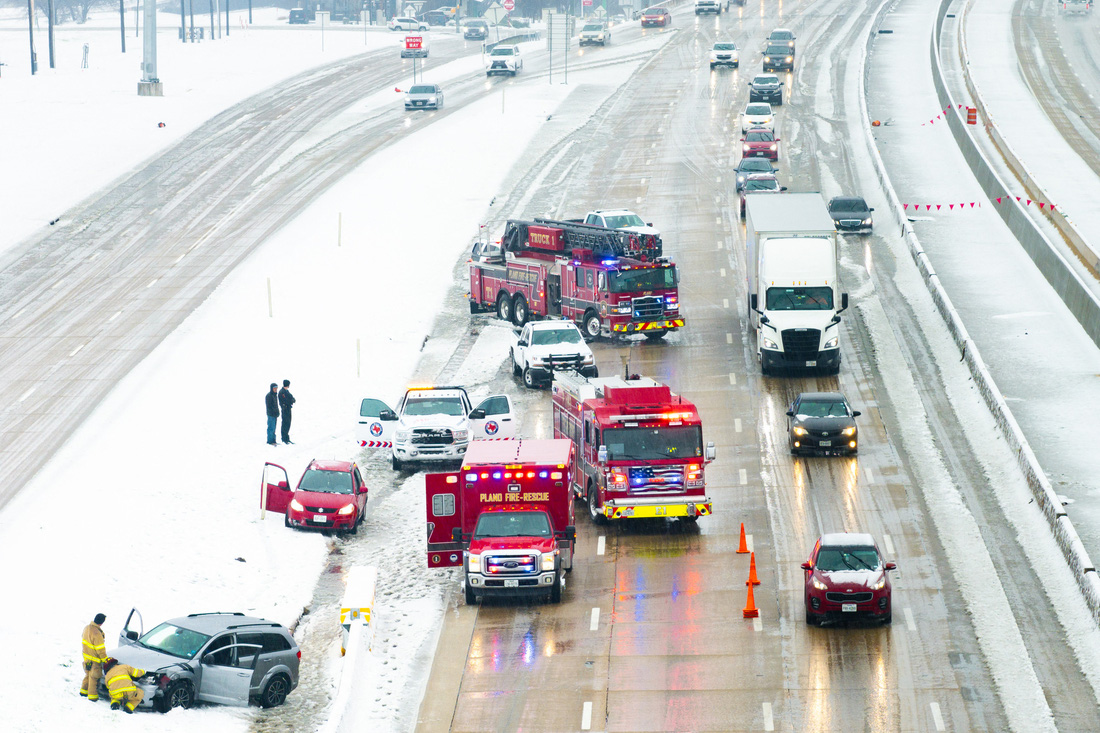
[451,527,463,543]
[841,293,849,311]
[704,442,716,461]
[277,481,289,491]
[471,242,482,258]
[646,222,654,227]
[884,562,897,571]
[379,409,397,421]
[469,408,486,420]
[800,561,812,570]
[125,630,139,641]
[786,410,794,417]
[517,339,528,347]
[564,525,577,541]
[358,485,369,494]
[750,294,758,311]
[780,187,788,191]
[597,445,608,465]
[869,207,875,212]
[852,410,862,418]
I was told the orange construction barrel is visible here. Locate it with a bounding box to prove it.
[966,107,977,125]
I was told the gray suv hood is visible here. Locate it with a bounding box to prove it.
[108,642,193,674]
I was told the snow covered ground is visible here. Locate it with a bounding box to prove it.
[0,8,656,730]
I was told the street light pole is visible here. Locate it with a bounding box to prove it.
[27,0,37,75]
[47,0,55,67]
[119,0,126,52]
[225,0,229,36]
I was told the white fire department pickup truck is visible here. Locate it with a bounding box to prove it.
[357,386,516,470]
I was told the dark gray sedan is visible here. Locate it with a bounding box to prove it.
[735,158,777,191]
[404,84,444,110]
[786,392,861,455]
[828,196,874,234]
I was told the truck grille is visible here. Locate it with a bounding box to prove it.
[411,428,454,445]
[632,296,664,319]
[826,592,873,603]
[546,353,584,372]
[491,61,507,69]
[628,466,685,492]
[781,328,820,360]
[485,554,539,575]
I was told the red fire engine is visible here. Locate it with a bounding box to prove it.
[425,439,576,604]
[551,370,716,523]
[468,218,684,340]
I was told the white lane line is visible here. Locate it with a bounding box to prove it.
[640,178,646,185]
[883,534,895,556]
[646,159,652,165]
[735,418,742,433]
[753,617,762,632]
[68,343,85,358]
[596,535,606,556]
[716,176,722,183]
[174,253,185,264]
[726,333,733,344]
[930,702,945,731]
[108,310,122,322]
[12,307,25,320]
[720,267,726,277]
[729,372,737,385]
[739,468,748,485]
[715,217,722,225]
[746,534,754,552]
[590,608,600,631]
[146,278,158,289]
[581,701,593,730]
[723,298,729,308]
[636,196,642,204]
[864,466,874,484]
[651,142,657,148]
[904,608,916,632]
[762,702,774,731]
[19,387,36,403]
[717,239,723,250]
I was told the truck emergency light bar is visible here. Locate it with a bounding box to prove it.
[464,471,565,481]
[609,411,694,422]
[501,218,663,260]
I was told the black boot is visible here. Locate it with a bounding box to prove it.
[110,702,120,710]
[123,705,134,714]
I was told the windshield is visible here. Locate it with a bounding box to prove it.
[298,469,353,494]
[754,76,779,86]
[816,546,879,572]
[604,213,646,229]
[714,43,736,50]
[745,105,770,115]
[138,622,212,660]
[474,511,552,539]
[744,179,780,192]
[404,397,465,416]
[531,328,583,346]
[608,266,676,293]
[583,24,603,31]
[796,400,849,418]
[409,86,436,94]
[603,425,703,461]
[831,198,866,212]
[766,46,790,55]
[490,47,515,56]
[746,131,774,142]
[766,286,833,310]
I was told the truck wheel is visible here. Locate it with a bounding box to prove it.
[391,454,403,471]
[583,311,602,339]
[496,292,512,322]
[523,366,538,389]
[512,295,529,326]
[159,680,194,712]
[643,330,667,341]
[464,583,477,605]
[550,575,563,603]
[588,486,609,525]
[510,349,522,376]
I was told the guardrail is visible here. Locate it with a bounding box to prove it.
[859,0,1100,624]
[485,30,542,52]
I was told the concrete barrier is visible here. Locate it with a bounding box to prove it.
[340,566,377,655]
[319,566,380,733]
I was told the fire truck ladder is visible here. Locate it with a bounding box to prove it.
[501,219,663,261]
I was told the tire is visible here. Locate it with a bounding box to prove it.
[805,608,818,626]
[284,513,291,528]
[587,486,608,525]
[643,330,668,341]
[159,680,194,713]
[776,95,783,106]
[464,582,477,605]
[882,612,892,625]
[510,348,522,376]
[710,63,715,70]
[583,311,602,339]
[391,454,403,471]
[346,512,360,535]
[496,292,512,322]
[549,574,563,603]
[260,674,290,708]
[512,295,529,326]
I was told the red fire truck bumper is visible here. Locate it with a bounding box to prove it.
[611,318,685,334]
[601,497,712,520]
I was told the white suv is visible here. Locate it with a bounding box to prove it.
[740,102,774,133]
[511,322,598,388]
[710,41,739,69]
[486,45,523,76]
[389,16,428,31]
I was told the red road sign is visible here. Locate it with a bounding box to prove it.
[503,0,515,9]
[582,0,592,5]
[405,35,423,49]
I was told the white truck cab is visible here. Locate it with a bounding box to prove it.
[511,321,598,389]
[583,209,661,240]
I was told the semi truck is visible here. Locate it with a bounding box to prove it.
[425,439,577,604]
[744,193,848,376]
[468,217,684,340]
[551,369,715,524]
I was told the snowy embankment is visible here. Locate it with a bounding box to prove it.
[0,11,657,731]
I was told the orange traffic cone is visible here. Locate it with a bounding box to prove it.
[737,523,749,554]
[746,552,760,586]
[743,583,759,618]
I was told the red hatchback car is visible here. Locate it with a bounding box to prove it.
[802,533,895,625]
[641,7,672,26]
[741,127,780,161]
[263,459,369,534]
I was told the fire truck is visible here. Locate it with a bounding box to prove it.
[552,370,716,523]
[468,218,684,340]
[425,439,576,604]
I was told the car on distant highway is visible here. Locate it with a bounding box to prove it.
[486,45,523,76]
[389,16,428,31]
[709,41,739,69]
[763,44,794,73]
[739,173,785,218]
[735,158,777,191]
[580,22,611,45]
[740,102,774,133]
[405,84,444,110]
[265,459,370,533]
[741,127,779,161]
[786,391,860,455]
[827,196,874,234]
[288,8,308,24]
[748,74,783,105]
[765,27,796,53]
[463,19,489,40]
[511,321,598,388]
[641,6,672,26]
[802,533,895,625]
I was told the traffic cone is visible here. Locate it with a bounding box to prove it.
[746,552,760,586]
[737,523,749,554]
[743,583,759,618]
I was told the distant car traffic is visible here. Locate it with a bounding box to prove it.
[486,45,523,76]
[749,74,784,105]
[266,459,370,533]
[695,0,728,14]
[741,127,780,161]
[827,196,874,234]
[389,16,428,31]
[641,6,672,26]
[405,84,444,110]
[583,208,661,241]
[463,19,489,40]
[710,41,739,69]
[511,321,598,388]
[786,391,860,455]
[580,22,611,45]
[740,102,774,133]
[288,8,308,24]
[763,44,794,73]
[802,534,895,625]
[766,28,797,53]
[420,9,451,25]
[735,157,777,191]
[739,173,785,218]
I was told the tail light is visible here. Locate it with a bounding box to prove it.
[297,650,302,659]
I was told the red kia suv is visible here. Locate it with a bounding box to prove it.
[264,459,369,534]
[641,7,672,26]
[802,533,895,625]
[741,127,780,161]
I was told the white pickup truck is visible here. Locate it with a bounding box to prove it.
[357,386,516,470]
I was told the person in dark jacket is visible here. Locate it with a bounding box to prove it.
[266,383,280,445]
[278,380,296,444]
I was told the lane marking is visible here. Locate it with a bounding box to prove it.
[720,268,726,277]
[640,178,646,185]
[19,387,36,403]
[753,617,762,632]
[717,239,723,249]
[930,702,945,731]
[69,343,85,358]
[716,176,722,183]
[728,373,737,385]
[715,217,722,225]
[762,702,774,731]
[146,278,158,289]
[12,307,25,320]
[590,607,600,631]
[735,418,742,433]
[597,535,606,556]
[863,466,874,484]
[904,607,916,632]
[726,333,733,344]
[747,534,754,552]
[108,310,122,322]
[581,701,593,730]
[636,196,642,204]
[883,534,895,556]
[723,298,729,309]
[174,253,185,264]
[739,468,748,485]
[646,159,652,165]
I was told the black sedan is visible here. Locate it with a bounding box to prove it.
[828,196,874,234]
[735,158,777,191]
[786,392,861,455]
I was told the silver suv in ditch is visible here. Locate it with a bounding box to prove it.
[103,609,300,713]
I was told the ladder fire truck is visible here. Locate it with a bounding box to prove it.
[468,218,685,340]
[551,369,716,523]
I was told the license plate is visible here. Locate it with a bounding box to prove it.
[504,579,518,588]
[314,515,329,522]
[805,360,817,367]
[842,603,857,613]
[820,440,832,447]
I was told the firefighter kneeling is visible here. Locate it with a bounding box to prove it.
[103,658,145,713]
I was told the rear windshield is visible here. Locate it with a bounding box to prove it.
[138,623,211,660]
[474,511,552,538]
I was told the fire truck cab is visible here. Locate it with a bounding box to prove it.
[552,370,716,523]
[425,440,576,604]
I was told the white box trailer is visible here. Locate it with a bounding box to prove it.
[744,193,847,375]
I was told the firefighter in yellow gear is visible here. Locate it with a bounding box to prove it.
[79,613,108,701]
[103,658,146,713]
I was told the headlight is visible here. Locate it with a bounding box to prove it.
[811,577,828,591]
[613,305,631,314]
[842,427,856,437]
[764,117,772,124]
[743,144,750,151]
[531,358,547,367]
[540,552,557,571]
[792,426,808,436]
[871,575,887,590]
[468,554,481,573]
[786,56,793,62]
[427,96,437,103]
[824,336,838,349]
[738,174,745,183]
[863,217,873,225]
[289,499,304,512]
[337,503,356,515]
[769,144,777,151]
[762,336,778,349]
[395,430,409,441]
[583,354,595,365]
[453,430,469,442]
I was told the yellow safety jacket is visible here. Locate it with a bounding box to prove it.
[105,664,146,697]
[81,623,108,665]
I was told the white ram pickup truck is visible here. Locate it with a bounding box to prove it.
[357,386,516,470]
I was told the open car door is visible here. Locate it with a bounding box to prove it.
[261,462,291,515]
[197,643,259,706]
[357,397,397,447]
[425,472,463,568]
[119,607,143,646]
[469,394,516,440]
